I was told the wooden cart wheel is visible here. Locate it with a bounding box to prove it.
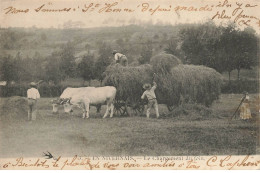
[167,105,174,112]
[131,101,146,116]
[132,105,144,116]
[113,99,128,117]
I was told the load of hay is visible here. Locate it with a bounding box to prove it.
[155,64,223,107]
[103,53,223,110]
[150,53,182,74]
[103,64,153,102]
[149,53,182,107]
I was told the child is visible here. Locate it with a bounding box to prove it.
[141,81,160,118]
[240,92,252,120]
[27,82,40,121]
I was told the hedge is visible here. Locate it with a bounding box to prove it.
[0,84,67,97]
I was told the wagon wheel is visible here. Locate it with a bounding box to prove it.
[131,100,146,116]
[131,104,145,116]
[113,99,128,117]
[167,105,175,112]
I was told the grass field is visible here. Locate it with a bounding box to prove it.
[0,94,259,158]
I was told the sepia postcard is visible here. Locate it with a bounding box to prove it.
[0,0,259,170]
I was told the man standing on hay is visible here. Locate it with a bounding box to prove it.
[112,50,128,66]
[141,81,160,118]
[27,82,40,121]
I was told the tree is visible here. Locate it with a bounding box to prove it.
[138,43,153,64]
[78,53,95,85]
[58,41,77,79]
[179,22,257,82]
[95,42,113,83]
[30,52,45,81]
[233,30,257,80]
[0,55,16,85]
[44,56,63,84]
[215,24,237,81]
[164,37,183,60]
[217,24,257,80]
[179,21,222,68]
[13,52,24,83]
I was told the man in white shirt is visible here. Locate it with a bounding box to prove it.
[112,50,128,66]
[27,82,40,121]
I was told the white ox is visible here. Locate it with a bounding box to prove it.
[52,86,116,118]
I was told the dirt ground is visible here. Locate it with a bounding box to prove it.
[0,94,259,158]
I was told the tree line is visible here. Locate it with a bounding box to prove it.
[165,22,258,81]
[0,41,113,85]
[0,22,258,86]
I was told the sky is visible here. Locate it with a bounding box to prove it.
[0,0,260,31]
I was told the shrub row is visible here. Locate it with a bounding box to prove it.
[0,76,257,98]
[0,84,67,97]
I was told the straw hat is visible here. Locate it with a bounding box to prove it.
[143,83,151,90]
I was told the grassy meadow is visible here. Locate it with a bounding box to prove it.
[0,94,259,158]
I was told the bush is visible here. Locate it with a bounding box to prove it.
[0,84,66,97]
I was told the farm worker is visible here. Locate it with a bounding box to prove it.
[27,82,40,121]
[240,92,252,120]
[141,81,160,118]
[112,50,128,66]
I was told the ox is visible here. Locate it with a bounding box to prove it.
[52,86,116,118]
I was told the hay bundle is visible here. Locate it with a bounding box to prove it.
[155,64,223,107]
[154,72,181,106]
[103,64,153,102]
[0,96,28,120]
[169,104,213,120]
[150,53,182,74]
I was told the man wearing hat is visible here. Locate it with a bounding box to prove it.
[112,50,128,66]
[27,82,40,121]
[141,81,160,118]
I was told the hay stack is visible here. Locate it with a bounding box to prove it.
[103,64,153,102]
[172,65,223,106]
[154,72,181,106]
[150,53,182,74]
[0,96,28,120]
[155,64,223,107]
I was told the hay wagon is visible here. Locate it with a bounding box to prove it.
[110,87,176,117]
[103,52,222,117]
[103,64,177,117]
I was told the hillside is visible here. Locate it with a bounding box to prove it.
[0,25,185,60]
